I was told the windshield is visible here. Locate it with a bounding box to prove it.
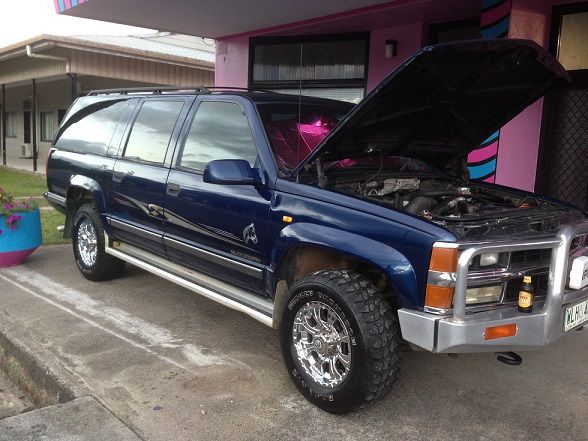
[257,101,434,175]
[256,101,353,172]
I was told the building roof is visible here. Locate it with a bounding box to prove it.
[0,32,215,69]
[56,0,478,40]
[71,33,215,64]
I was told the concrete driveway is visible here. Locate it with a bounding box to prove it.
[0,245,586,441]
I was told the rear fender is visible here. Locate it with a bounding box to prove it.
[64,175,108,237]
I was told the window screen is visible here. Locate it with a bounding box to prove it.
[41,111,55,142]
[250,36,368,104]
[252,40,366,82]
[180,101,257,171]
[558,11,588,70]
[5,112,16,137]
[124,100,184,164]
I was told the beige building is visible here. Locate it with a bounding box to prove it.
[0,32,215,172]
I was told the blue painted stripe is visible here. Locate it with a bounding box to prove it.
[57,0,66,12]
[481,15,510,39]
[482,0,504,8]
[468,158,497,179]
[71,0,79,6]
[480,130,500,146]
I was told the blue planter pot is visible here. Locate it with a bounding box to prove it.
[0,209,42,267]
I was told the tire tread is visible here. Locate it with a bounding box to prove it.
[292,269,402,411]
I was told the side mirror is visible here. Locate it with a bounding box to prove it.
[203,159,260,186]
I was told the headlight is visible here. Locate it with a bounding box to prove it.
[466,285,502,304]
[480,252,500,267]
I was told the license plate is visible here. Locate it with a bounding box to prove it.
[564,299,588,332]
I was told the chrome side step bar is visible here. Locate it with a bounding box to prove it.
[104,234,274,327]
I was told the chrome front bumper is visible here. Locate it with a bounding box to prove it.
[398,220,588,353]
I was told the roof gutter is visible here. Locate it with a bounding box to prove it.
[26,44,70,73]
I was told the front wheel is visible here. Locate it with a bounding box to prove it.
[72,203,125,281]
[279,270,402,414]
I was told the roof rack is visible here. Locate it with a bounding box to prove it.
[87,85,211,96]
[204,86,275,93]
[87,85,276,96]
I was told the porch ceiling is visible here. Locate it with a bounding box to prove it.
[59,0,474,39]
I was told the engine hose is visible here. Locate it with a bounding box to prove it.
[435,196,467,215]
[405,196,438,214]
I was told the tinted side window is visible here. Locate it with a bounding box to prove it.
[54,99,131,156]
[124,100,184,164]
[180,101,257,171]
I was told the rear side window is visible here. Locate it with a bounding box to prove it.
[54,99,131,156]
[123,100,184,164]
[179,101,257,171]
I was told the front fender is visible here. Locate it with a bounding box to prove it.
[271,222,418,307]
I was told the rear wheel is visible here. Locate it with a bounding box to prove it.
[279,270,402,414]
[72,203,125,281]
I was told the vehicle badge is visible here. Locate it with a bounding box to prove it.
[243,223,258,245]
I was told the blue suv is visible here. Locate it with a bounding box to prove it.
[45,39,588,413]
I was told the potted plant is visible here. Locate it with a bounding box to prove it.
[0,188,42,268]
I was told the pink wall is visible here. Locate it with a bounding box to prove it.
[215,36,249,88]
[213,0,569,194]
[494,0,553,191]
[367,23,424,91]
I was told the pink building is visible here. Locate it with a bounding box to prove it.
[57,0,588,210]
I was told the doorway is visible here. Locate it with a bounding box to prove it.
[538,3,588,210]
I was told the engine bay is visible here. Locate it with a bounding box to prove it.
[336,177,550,223]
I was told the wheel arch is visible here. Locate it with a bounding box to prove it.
[270,223,418,328]
[63,175,107,238]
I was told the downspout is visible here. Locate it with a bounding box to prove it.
[26,44,70,73]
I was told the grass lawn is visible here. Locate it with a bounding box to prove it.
[0,167,47,198]
[1,166,68,246]
[41,210,70,246]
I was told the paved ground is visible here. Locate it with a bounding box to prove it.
[0,396,141,441]
[0,369,33,420]
[3,146,46,175]
[0,245,587,441]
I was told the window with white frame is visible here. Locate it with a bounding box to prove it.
[5,112,16,137]
[41,111,55,141]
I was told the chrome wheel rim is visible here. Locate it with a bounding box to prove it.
[77,218,98,267]
[292,300,352,388]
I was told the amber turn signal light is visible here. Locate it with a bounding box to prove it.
[425,285,454,309]
[484,323,517,340]
[429,246,458,273]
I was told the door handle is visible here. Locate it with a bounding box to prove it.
[167,182,181,195]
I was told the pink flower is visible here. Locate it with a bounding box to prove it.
[6,214,21,226]
[4,203,11,210]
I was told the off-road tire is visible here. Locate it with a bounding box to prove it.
[72,203,125,281]
[280,270,402,414]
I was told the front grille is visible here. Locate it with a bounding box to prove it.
[510,248,552,266]
[503,273,549,302]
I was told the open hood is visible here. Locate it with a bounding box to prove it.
[293,39,569,177]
